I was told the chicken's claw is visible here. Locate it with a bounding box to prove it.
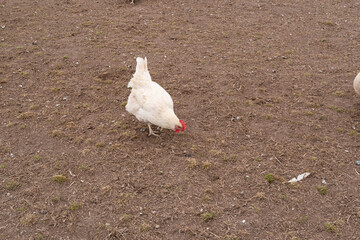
[148,124,160,137]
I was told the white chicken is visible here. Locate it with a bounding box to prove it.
[125,57,186,136]
[353,72,360,95]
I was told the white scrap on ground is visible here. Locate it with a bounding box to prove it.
[288,172,311,183]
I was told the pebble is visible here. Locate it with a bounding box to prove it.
[355,161,360,166]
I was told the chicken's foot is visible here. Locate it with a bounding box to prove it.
[148,123,160,137]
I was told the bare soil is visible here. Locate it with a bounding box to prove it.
[1,0,360,239]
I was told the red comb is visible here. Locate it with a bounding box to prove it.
[179,120,186,131]
[175,120,186,133]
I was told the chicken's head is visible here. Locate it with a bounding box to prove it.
[175,120,186,133]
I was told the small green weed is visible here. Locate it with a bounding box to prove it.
[6,181,19,190]
[330,106,344,113]
[51,175,67,183]
[317,186,327,195]
[265,174,275,183]
[324,222,336,233]
[333,91,345,97]
[278,194,286,200]
[69,202,82,211]
[202,212,215,222]
[20,213,36,225]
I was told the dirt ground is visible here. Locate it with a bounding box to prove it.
[1,0,360,239]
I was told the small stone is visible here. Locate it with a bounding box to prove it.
[355,161,360,166]
[40,210,47,214]
[155,225,160,229]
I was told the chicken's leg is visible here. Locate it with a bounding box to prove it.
[148,123,160,137]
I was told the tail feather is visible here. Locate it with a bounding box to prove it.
[127,57,151,88]
[136,57,148,73]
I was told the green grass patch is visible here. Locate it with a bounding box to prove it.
[6,181,19,190]
[69,202,82,211]
[317,186,327,195]
[202,212,215,222]
[265,174,275,183]
[51,175,67,183]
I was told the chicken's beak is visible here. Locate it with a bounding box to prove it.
[174,124,182,133]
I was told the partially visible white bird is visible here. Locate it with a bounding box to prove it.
[125,57,186,136]
[354,72,360,95]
